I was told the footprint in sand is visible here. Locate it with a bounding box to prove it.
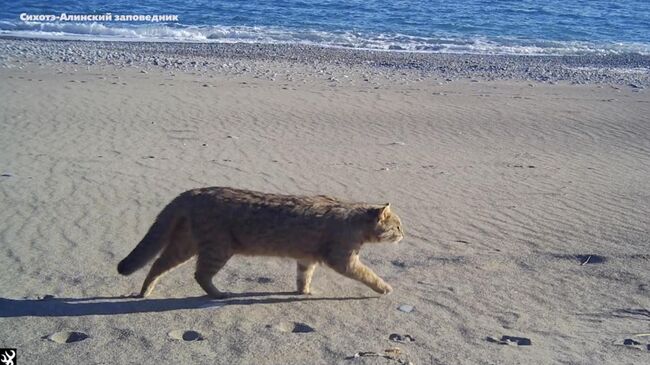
[391,260,407,269]
[616,338,650,351]
[496,312,520,329]
[45,331,89,344]
[266,322,315,333]
[168,330,204,342]
[389,333,415,343]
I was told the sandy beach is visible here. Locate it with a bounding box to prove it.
[0,39,649,364]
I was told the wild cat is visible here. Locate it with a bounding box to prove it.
[117,187,404,298]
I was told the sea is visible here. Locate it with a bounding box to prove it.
[1,0,649,55]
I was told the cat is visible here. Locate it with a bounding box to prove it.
[117,187,404,298]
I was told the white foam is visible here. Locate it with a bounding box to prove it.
[1,21,649,56]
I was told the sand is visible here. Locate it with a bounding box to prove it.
[0,40,649,364]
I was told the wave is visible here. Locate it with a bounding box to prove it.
[1,21,649,56]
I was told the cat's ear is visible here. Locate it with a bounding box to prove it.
[369,203,391,222]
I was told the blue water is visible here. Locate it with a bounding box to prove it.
[1,0,649,55]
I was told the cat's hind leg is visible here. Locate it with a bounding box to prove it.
[139,222,196,297]
[327,254,392,295]
[139,246,194,297]
[194,241,233,299]
[296,259,317,295]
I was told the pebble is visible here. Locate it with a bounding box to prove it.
[487,335,532,346]
[398,304,414,313]
[0,39,648,87]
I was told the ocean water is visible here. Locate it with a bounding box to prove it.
[1,0,649,55]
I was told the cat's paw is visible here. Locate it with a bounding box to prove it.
[375,283,393,295]
[383,284,393,295]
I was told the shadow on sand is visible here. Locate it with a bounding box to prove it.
[0,292,376,317]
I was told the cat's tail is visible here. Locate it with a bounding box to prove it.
[117,200,183,276]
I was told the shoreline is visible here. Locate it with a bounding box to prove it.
[2,37,649,86]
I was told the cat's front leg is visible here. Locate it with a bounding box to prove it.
[296,259,317,294]
[328,254,392,294]
[355,263,392,294]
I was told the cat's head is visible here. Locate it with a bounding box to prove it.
[365,203,404,243]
